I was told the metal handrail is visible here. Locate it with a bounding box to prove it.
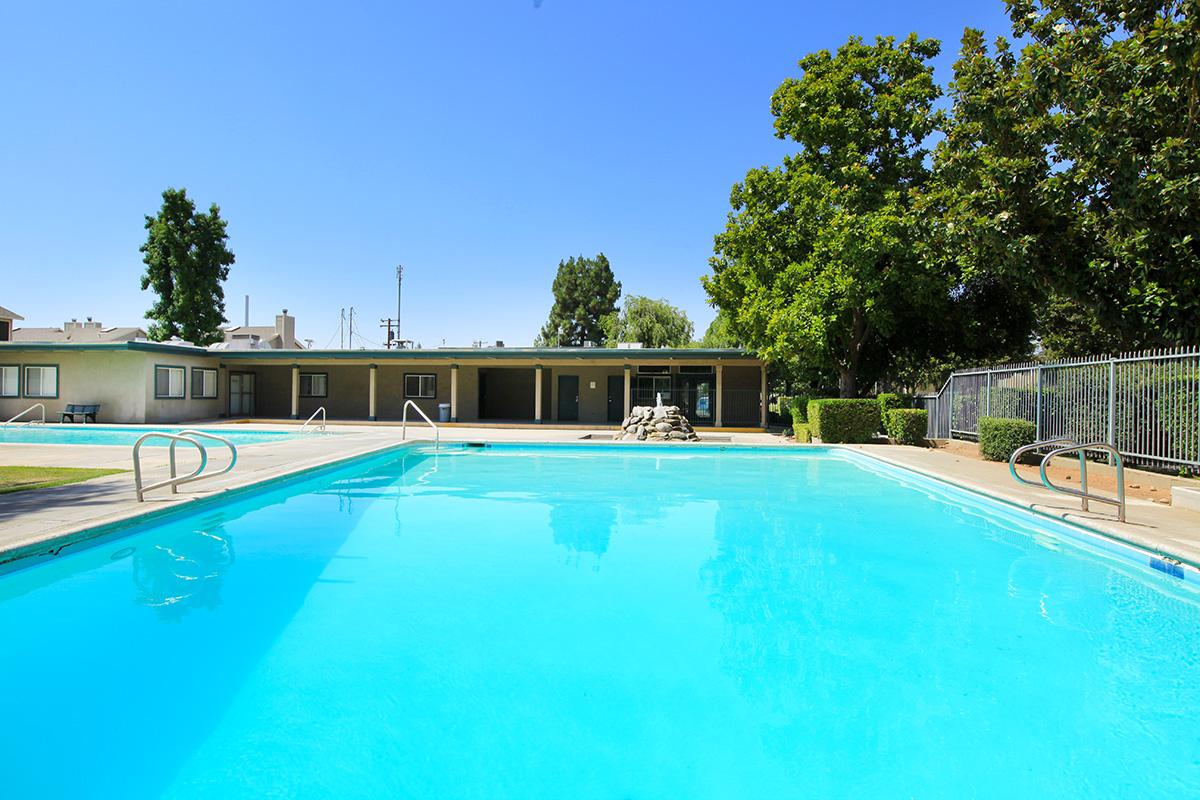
[1009,438,1078,488]
[3,403,45,427]
[132,433,209,502]
[175,429,238,485]
[1039,442,1126,523]
[401,400,439,450]
[300,406,327,433]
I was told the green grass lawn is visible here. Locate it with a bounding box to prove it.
[0,466,126,494]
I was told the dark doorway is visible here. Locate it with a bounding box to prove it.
[675,373,714,426]
[606,375,624,422]
[558,375,579,421]
[229,372,255,417]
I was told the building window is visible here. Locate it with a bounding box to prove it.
[191,367,218,399]
[678,365,714,374]
[299,373,327,398]
[154,366,185,399]
[637,365,670,374]
[24,365,58,398]
[0,365,18,397]
[404,373,436,399]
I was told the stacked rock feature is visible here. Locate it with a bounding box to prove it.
[617,405,699,442]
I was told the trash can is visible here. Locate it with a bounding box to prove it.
[438,403,451,422]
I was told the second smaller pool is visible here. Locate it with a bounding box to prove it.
[0,424,315,447]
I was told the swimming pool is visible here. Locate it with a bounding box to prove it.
[1,443,1196,797]
[0,424,311,446]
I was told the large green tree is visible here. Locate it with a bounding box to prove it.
[928,0,1200,349]
[602,295,694,347]
[699,310,741,348]
[140,187,235,346]
[536,253,621,346]
[704,35,950,396]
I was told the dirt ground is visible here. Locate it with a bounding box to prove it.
[928,439,1188,505]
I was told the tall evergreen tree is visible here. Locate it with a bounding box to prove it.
[140,187,235,346]
[537,253,621,346]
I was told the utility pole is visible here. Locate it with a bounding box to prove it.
[339,308,345,349]
[396,264,404,345]
[380,318,397,349]
[348,307,355,349]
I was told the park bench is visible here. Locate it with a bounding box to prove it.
[60,403,100,423]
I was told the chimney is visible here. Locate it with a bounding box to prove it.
[275,308,296,349]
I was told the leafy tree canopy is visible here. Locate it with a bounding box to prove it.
[928,0,1200,349]
[699,310,742,348]
[602,295,694,348]
[139,187,234,346]
[536,253,621,346]
[704,35,951,396]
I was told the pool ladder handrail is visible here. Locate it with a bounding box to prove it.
[300,406,327,433]
[3,403,46,427]
[132,430,238,502]
[401,400,439,450]
[1009,438,1126,523]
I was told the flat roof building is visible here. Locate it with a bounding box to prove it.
[0,341,767,428]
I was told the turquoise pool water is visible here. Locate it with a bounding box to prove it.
[0,424,308,446]
[1,444,1197,798]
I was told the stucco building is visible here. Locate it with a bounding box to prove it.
[0,341,768,428]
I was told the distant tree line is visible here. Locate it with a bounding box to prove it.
[537,252,729,349]
[704,0,1200,395]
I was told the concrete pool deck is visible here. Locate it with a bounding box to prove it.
[2,423,1199,572]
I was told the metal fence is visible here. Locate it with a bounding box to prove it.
[916,346,1200,473]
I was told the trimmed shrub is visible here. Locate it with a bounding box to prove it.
[877,392,904,418]
[978,416,1036,462]
[885,408,928,446]
[788,394,812,427]
[792,421,812,443]
[807,399,881,443]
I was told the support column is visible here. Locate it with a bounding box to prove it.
[759,365,768,429]
[450,364,459,422]
[623,364,632,419]
[534,365,543,423]
[290,364,300,419]
[368,364,378,421]
[715,364,724,428]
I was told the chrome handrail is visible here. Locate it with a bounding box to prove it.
[175,429,238,485]
[3,403,45,427]
[1009,438,1078,488]
[401,400,439,450]
[132,433,209,502]
[1039,442,1126,523]
[300,406,327,433]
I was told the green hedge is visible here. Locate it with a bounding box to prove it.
[978,416,1036,462]
[785,395,812,425]
[807,399,881,443]
[885,408,928,445]
[877,392,905,418]
[792,421,812,443]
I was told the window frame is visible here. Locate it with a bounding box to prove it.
[153,364,186,400]
[637,365,670,374]
[403,373,437,399]
[191,367,219,399]
[299,372,328,398]
[22,364,59,399]
[0,364,19,398]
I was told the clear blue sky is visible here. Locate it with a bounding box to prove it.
[1,0,1013,347]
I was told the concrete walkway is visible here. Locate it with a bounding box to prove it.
[3,423,1198,571]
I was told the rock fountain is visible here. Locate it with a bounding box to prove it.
[616,392,699,442]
